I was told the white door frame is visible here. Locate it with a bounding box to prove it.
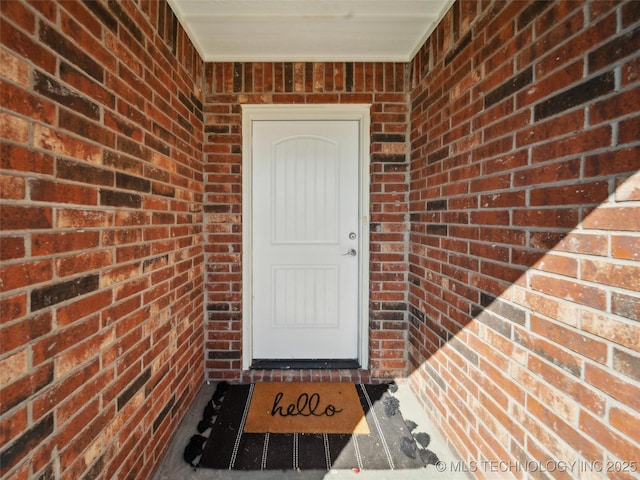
[241,104,371,370]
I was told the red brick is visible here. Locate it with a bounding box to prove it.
[1,79,56,124]
[529,180,609,207]
[530,272,607,310]
[531,126,612,163]
[513,207,579,229]
[527,395,602,462]
[615,171,640,202]
[56,250,112,277]
[532,253,578,278]
[580,410,640,464]
[56,208,112,229]
[0,236,25,261]
[0,112,28,144]
[0,293,27,324]
[30,179,98,206]
[528,355,606,416]
[0,143,54,175]
[0,363,53,418]
[581,258,640,292]
[610,406,640,445]
[1,16,57,74]
[531,315,608,364]
[554,232,609,256]
[517,326,582,377]
[32,316,101,367]
[56,290,112,328]
[1,0,639,478]
[612,348,640,382]
[582,310,640,350]
[34,124,102,162]
[0,0,36,35]
[518,289,579,327]
[0,405,27,446]
[582,205,640,231]
[585,146,640,177]
[0,260,53,292]
[0,313,52,354]
[611,292,640,322]
[585,362,640,412]
[591,86,640,124]
[32,231,100,256]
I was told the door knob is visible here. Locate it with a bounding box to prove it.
[342,248,357,256]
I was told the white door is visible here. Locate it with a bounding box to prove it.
[252,120,360,360]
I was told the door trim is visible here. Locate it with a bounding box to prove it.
[241,104,371,370]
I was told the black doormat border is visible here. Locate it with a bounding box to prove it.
[199,383,439,472]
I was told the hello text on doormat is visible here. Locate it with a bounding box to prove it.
[243,382,370,435]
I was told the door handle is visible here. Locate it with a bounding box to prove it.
[341,248,357,257]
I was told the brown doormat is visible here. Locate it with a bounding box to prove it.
[244,382,370,434]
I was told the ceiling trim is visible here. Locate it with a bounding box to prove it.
[167,0,454,63]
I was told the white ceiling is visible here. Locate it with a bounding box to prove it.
[167,0,453,62]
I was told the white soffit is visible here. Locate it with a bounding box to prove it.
[167,0,453,62]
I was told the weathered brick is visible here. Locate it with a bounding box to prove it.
[34,124,102,162]
[117,368,151,411]
[588,25,640,73]
[582,310,640,349]
[611,291,640,322]
[39,23,104,81]
[484,66,532,107]
[534,71,615,120]
[30,274,100,311]
[59,109,115,146]
[528,356,606,416]
[0,0,36,36]
[610,406,640,445]
[0,143,54,175]
[585,362,640,412]
[580,410,640,464]
[1,1,205,478]
[33,70,100,120]
[590,85,640,124]
[0,413,54,476]
[0,259,53,292]
[100,189,142,208]
[529,180,609,206]
[581,258,640,292]
[0,111,28,144]
[0,17,57,73]
[585,145,640,177]
[528,395,602,462]
[612,348,640,382]
[0,236,25,261]
[30,179,98,206]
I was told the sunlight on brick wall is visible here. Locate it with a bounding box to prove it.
[407,1,640,475]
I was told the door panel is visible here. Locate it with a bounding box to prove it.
[252,120,360,360]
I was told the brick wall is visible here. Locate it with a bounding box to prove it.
[3,0,639,478]
[202,62,411,381]
[408,0,640,474]
[1,1,204,479]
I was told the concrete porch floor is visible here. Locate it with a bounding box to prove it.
[151,381,471,480]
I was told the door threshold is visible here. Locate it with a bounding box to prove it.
[250,359,360,370]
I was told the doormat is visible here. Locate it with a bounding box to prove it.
[244,382,370,434]
[199,383,439,471]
